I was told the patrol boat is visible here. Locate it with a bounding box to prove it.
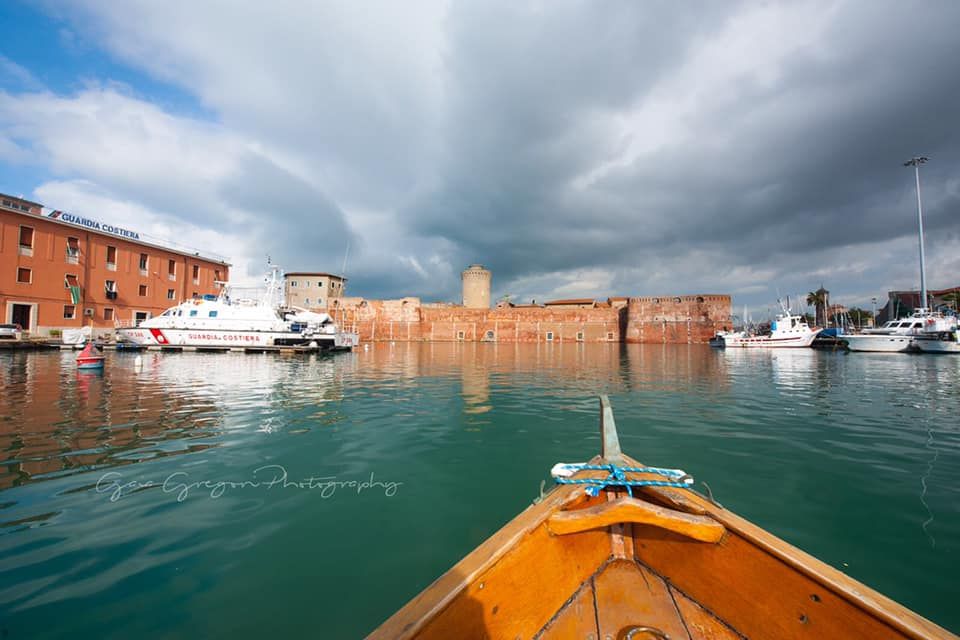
[116,265,358,350]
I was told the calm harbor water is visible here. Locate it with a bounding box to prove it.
[1,344,958,637]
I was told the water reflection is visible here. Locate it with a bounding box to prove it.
[0,344,959,637]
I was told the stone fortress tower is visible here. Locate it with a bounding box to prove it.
[461,264,492,309]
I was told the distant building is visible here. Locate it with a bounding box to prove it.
[543,298,598,309]
[0,192,229,336]
[461,264,491,309]
[876,286,960,324]
[284,272,346,310]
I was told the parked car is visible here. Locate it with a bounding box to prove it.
[0,323,23,340]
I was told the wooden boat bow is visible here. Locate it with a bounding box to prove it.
[367,396,957,640]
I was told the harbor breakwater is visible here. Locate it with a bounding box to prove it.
[331,295,731,344]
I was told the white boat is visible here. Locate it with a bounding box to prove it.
[720,312,820,348]
[843,312,957,352]
[709,329,745,348]
[117,265,359,350]
[913,329,960,354]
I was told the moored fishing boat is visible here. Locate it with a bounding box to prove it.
[368,396,956,640]
[720,311,820,348]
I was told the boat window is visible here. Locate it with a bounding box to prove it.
[161,310,171,316]
[912,322,922,328]
[189,310,198,317]
[209,311,218,318]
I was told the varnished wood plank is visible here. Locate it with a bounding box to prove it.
[548,495,725,542]
[411,523,609,640]
[593,560,691,640]
[634,527,950,640]
[537,579,599,640]
[671,587,745,640]
[623,453,955,640]
[367,479,609,639]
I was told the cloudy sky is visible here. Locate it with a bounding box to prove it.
[1,1,958,314]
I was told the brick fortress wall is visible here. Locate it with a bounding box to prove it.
[330,294,731,344]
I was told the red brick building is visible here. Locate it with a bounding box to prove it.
[1,193,230,336]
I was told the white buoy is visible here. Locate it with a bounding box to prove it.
[134,355,143,369]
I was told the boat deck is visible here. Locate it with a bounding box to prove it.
[538,556,741,639]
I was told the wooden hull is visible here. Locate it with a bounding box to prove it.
[368,398,955,640]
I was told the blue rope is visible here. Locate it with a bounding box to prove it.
[552,463,691,497]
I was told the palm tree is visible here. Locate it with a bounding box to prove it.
[806,287,829,327]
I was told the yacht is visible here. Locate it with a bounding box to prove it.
[912,327,960,354]
[719,312,820,348]
[843,313,956,352]
[117,265,358,350]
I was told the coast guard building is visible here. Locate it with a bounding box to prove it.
[0,192,230,336]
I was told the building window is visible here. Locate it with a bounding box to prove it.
[105,245,117,270]
[214,269,222,282]
[192,292,198,298]
[167,289,175,300]
[304,298,311,305]
[66,237,80,262]
[192,264,200,284]
[290,281,298,287]
[139,253,148,273]
[63,305,76,319]
[484,330,495,341]
[607,331,615,341]
[674,297,682,303]
[168,259,176,280]
[64,274,79,289]
[696,296,705,304]
[16,267,31,283]
[576,331,585,342]
[139,284,148,297]
[18,226,34,253]
[457,330,465,340]
[545,331,554,342]
[209,310,218,318]
[105,279,117,292]
[317,298,324,307]
[104,308,114,321]
[652,298,660,304]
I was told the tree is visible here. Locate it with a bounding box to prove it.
[848,307,873,328]
[806,289,828,326]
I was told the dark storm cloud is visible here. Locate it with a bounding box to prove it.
[219,153,357,277]
[7,1,960,306]
[403,1,960,301]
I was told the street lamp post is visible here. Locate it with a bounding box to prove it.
[903,156,929,311]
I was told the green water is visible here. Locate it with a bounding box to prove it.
[1,344,958,638]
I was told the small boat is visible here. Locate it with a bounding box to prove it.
[76,342,105,369]
[708,329,745,348]
[368,396,955,640]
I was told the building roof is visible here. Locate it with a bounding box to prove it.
[543,298,597,306]
[1,194,231,265]
[0,192,43,208]
[284,272,347,280]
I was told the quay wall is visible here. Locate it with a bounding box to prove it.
[332,294,731,344]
